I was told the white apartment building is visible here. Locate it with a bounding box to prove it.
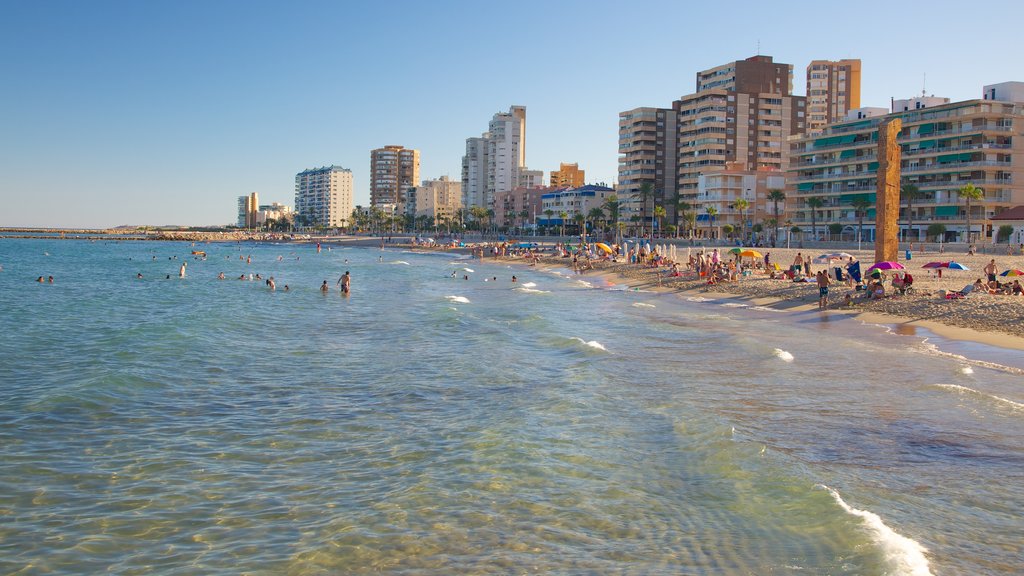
[462,106,527,210]
[294,166,353,228]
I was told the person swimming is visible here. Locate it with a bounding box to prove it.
[320,280,329,292]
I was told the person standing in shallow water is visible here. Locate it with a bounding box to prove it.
[337,271,351,295]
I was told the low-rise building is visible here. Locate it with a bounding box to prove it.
[414,176,462,226]
[696,162,785,239]
[495,186,549,229]
[539,184,615,231]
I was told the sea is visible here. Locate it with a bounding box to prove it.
[1,238,1022,575]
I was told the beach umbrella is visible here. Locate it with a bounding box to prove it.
[739,249,763,259]
[728,247,743,255]
[999,268,1024,277]
[827,252,855,260]
[595,242,613,254]
[921,261,948,269]
[866,261,905,273]
[946,261,969,271]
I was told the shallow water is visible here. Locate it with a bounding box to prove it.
[1,239,1022,574]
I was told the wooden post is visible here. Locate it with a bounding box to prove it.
[875,118,902,263]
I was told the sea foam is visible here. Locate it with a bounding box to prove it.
[818,485,933,576]
[569,337,607,351]
[774,349,794,362]
[934,384,1024,412]
[446,296,470,304]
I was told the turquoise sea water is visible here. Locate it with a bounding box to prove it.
[1,239,1022,575]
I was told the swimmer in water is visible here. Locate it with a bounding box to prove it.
[179,262,187,277]
[137,273,143,279]
[320,280,329,292]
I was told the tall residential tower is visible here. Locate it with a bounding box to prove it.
[806,59,861,135]
[294,166,353,228]
[461,106,527,210]
[370,145,420,211]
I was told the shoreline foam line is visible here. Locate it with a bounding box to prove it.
[818,485,933,576]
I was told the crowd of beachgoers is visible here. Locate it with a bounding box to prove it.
[409,237,1024,341]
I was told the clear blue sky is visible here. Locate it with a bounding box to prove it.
[2,0,1021,228]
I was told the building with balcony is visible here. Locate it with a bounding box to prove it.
[255,202,292,226]
[550,162,585,188]
[676,55,806,236]
[806,59,861,135]
[696,162,785,239]
[461,106,528,210]
[294,166,353,228]
[538,184,615,231]
[617,107,677,230]
[413,176,462,225]
[370,145,419,212]
[495,186,550,229]
[237,192,258,228]
[788,88,1024,243]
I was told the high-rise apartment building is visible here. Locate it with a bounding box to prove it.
[675,56,806,201]
[550,162,585,188]
[696,162,785,239]
[370,145,420,211]
[788,86,1024,243]
[237,192,259,228]
[806,59,861,135]
[294,166,353,228]
[462,106,527,210]
[617,107,678,229]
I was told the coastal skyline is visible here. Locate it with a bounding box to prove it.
[2,0,1022,228]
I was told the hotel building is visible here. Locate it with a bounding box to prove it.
[294,166,353,228]
[788,83,1024,243]
[806,59,861,135]
[370,145,420,211]
[550,162,585,188]
[539,184,615,230]
[495,186,549,229]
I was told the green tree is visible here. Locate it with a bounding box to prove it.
[559,211,568,237]
[602,195,621,244]
[677,201,693,238]
[544,209,554,234]
[704,206,717,240]
[733,198,750,242]
[588,207,605,237]
[653,206,667,238]
[470,206,488,232]
[519,209,530,232]
[486,209,495,235]
[927,223,947,242]
[573,213,586,237]
[767,189,786,244]
[828,223,843,237]
[998,224,1014,243]
[958,183,983,244]
[638,182,654,238]
[722,224,734,238]
[901,183,922,243]
[806,196,824,240]
[851,196,873,243]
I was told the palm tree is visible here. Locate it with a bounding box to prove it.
[806,196,824,241]
[470,206,488,233]
[544,209,554,234]
[558,211,568,237]
[638,182,653,238]
[485,208,495,236]
[704,206,717,240]
[958,183,983,244]
[900,183,922,243]
[683,211,697,240]
[588,207,605,238]
[573,213,586,238]
[733,198,750,243]
[767,189,786,245]
[677,201,692,239]
[519,209,530,233]
[851,197,873,244]
[602,195,621,244]
[653,206,666,239]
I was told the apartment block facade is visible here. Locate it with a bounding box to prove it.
[696,162,785,239]
[495,186,548,229]
[237,192,258,228]
[370,145,420,211]
[539,184,615,228]
[617,107,677,227]
[413,176,462,225]
[294,166,353,228]
[550,162,585,188]
[675,56,806,202]
[461,106,528,210]
[806,59,861,135]
[788,89,1024,243]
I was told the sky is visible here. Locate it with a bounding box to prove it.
[1,0,1022,228]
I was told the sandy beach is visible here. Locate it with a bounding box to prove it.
[516,244,1024,347]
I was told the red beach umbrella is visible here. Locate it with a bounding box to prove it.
[866,261,905,273]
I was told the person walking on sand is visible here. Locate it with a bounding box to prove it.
[336,271,351,294]
[816,269,831,310]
